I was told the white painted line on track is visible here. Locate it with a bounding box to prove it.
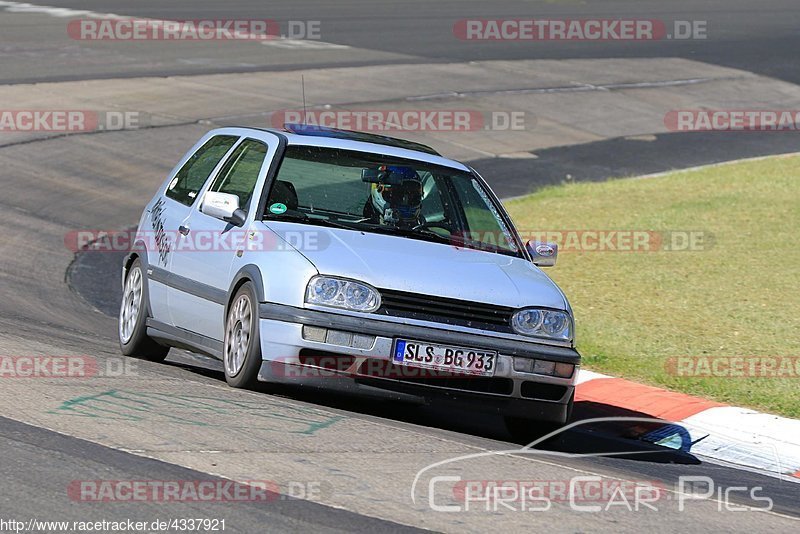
[262,39,350,50]
[0,1,122,18]
[0,1,351,48]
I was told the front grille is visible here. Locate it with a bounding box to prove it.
[376,288,515,333]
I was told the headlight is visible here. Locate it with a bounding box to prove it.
[305,276,381,312]
[511,309,572,341]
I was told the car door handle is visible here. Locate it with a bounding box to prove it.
[178,225,190,236]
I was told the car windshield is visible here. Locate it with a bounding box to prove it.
[263,145,522,257]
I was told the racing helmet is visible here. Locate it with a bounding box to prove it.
[369,166,423,226]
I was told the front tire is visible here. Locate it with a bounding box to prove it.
[223,282,262,389]
[119,258,169,362]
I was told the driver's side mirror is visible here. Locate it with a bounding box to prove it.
[526,241,558,267]
[201,191,246,227]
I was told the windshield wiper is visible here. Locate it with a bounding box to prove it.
[384,226,520,257]
[267,215,515,254]
[353,223,456,246]
[265,213,362,231]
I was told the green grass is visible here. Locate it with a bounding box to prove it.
[504,155,800,418]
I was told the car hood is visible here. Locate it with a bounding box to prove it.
[263,221,568,310]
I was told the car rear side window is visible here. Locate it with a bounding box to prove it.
[166,135,238,206]
[207,138,269,212]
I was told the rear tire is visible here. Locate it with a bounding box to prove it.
[223,282,262,389]
[119,258,169,362]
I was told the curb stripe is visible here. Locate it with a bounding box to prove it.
[575,369,611,385]
[574,373,800,479]
[575,377,724,422]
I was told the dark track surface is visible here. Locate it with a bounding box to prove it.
[2,1,800,530]
[44,250,800,521]
[68,233,800,521]
[2,0,799,84]
[0,415,424,532]
[471,130,800,198]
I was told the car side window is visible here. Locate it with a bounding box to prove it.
[207,138,269,212]
[166,135,239,206]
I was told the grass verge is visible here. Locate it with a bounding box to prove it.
[505,155,800,418]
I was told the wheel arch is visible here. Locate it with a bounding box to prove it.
[226,264,267,320]
[122,242,154,316]
[122,241,149,286]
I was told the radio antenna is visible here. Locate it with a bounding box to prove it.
[301,75,308,125]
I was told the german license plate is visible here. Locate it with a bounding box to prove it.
[393,339,497,377]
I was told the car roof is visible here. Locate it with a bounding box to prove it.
[283,123,442,155]
[217,126,471,172]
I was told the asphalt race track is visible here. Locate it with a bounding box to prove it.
[1,1,799,532]
[2,0,800,85]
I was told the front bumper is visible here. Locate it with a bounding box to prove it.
[257,303,580,422]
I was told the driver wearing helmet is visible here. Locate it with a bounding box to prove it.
[364,165,424,228]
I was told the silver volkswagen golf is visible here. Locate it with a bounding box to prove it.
[119,124,580,435]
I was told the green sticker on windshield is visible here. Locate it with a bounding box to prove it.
[269,203,287,215]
